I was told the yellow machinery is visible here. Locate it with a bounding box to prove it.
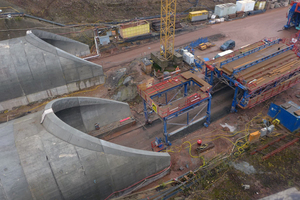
[272,119,280,126]
[160,0,177,60]
[199,42,215,51]
[248,131,261,143]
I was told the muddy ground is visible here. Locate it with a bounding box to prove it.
[0,5,300,200]
[5,0,235,23]
[117,85,300,199]
[2,50,300,200]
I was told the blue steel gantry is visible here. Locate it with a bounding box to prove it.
[138,71,212,145]
[204,39,300,112]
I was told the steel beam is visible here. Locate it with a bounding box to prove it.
[220,39,281,67]
[262,138,299,160]
[143,99,149,121]
[204,95,211,127]
[150,83,184,99]
[194,59,203,69]
[232,45,294,75]
[231,87,239,112]
[163,96,211,143]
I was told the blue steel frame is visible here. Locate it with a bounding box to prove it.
[232,45,294,76]
[219,39,281,68]
[162,95,211,145]
[142,79,211,146]
[205,40,294,112]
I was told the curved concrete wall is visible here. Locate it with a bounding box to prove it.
[0,30,105,112]
[31,30,90,56]
[54,98,132,132]
[0,97,170,200]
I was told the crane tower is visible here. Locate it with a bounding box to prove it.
[160,0,177,60]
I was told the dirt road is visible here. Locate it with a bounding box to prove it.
[93,8,296,69]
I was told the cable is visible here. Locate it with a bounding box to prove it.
[104,162,172,200]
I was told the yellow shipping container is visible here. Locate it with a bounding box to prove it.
[189,10,208,20]
[119,20,150,39]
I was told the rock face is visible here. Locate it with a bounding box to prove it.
[0,30,105,112]
[0,97,170,200]
[113,85,138,101]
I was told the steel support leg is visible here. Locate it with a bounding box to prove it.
[231,87,239,112]
[204,96,211,127]
[187,112,189,125]
[210,70,214,85]
[163,118,172,146]
[165,93,168,104]
[143,100,148,121]
[184,83,188,96]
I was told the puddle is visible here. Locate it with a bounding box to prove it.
[231,161,256,175]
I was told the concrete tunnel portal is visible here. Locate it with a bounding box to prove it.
[0,30,105,112]
[0,97,171,200]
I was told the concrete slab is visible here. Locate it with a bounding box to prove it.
[259,187,300,200]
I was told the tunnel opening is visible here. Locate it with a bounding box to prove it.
[52,98,135,138]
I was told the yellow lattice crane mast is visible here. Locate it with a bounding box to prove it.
[160,0,177,61]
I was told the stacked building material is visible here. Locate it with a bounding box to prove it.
[264,0,289,10]
[151,20,182,32]
[204,39,300,112]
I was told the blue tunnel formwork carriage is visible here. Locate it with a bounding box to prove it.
[285,1,300,29]
[138,71,212,145]
[204,39,300,112]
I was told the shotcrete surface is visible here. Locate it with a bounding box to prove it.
[0,97,170,200]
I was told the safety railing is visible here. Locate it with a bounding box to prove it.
[158,92,209,118]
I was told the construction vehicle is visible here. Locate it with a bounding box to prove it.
[199,42,215,50]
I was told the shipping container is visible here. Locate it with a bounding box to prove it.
[227,3,237,15]
[215,4,228,17]
[255,1,266,10]
[236,0,255,12]
[188,10,208,22]
[215,3,237,17]
[182,50,195,65]
[119,20,150,39]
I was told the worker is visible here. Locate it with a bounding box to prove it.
[176,66,180,74]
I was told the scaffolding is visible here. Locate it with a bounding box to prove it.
[138,71,211,145]
[204,39,300,112]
